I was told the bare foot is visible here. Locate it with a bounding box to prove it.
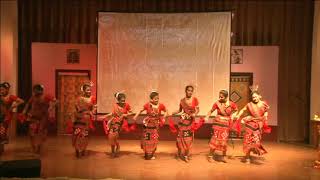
[76,150,80,158]
[116,146,120,153]
[110,153,116,158]
[207,155,214,163]
[183,156,189,163]
[175,153,181,160]
[37,146,41,154]
[245,158,251,164]
[81,150,86,157]
[221,156,227,163]
[0,145,4,155]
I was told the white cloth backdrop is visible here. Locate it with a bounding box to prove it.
[98,12,231,115]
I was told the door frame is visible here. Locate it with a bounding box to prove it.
[54,69,91,135]
[230,72,254,107]
[55,69,91,98]
[230,72,253,86]
[229,72,253,138]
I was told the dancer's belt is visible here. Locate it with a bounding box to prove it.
[245,124,260,131]
[179,117,193,126]
[111,121,123,126]
[74,121,86,126]
[181,113,193,120]
[77,110,91,116]
[179,121,192,126]
[182,130,193,137]
[0,115,4,123]
[144,126,157,129]
[212,122,229,128]
[29,115,42,121]
[111,128,120,132]
[146,117,160,121]
[216,116,230,121]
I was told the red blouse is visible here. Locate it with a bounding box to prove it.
[211,101,238,116]
[180,97,199,115]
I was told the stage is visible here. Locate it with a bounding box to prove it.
[0,136,319,180]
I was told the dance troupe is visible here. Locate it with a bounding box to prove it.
[0,81,272,164]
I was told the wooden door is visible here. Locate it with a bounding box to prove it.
[230,72,253,137]
[56,70,90,135]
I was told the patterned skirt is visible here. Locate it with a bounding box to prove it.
[0,122,9,145]
[176,125,194,154]
[72,122,89,151]
[141,127,159,155]
[209,119,230,152]
[29,120,47,146]
[108,123,121,146]
[243,121,267,155]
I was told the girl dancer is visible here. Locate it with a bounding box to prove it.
[205,90,238,163]
[171,85,200,162]
[0,82,24,155]
[23,84,56,154]
[103,92,134,158]
[133,91,168,160]
[236,85,271,164]
[72,82,96,158]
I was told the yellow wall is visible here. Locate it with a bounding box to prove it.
[0,0,18,94]
[311,1,320,119]
[0,0,18,137]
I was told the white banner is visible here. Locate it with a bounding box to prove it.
[98,12,231,115]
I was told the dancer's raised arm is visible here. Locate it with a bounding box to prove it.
[133,108,145,121]
[171,104,182,116]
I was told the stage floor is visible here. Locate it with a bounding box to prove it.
[1,136,319,180]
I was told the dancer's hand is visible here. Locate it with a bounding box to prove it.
[92,105,97,114]
[230,114,237,121]
[10,103,18,110]
[98,116,106,121]
[26,113,32,121]
[132,116,137,121]
[263,115,268,121]
[142,119,147,127]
